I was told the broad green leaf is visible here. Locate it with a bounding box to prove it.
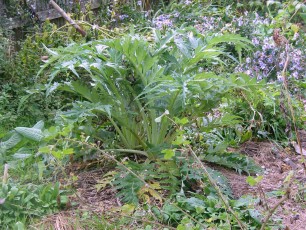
[12,148,32,159]
[14,221,25,230]
[51,150,64,159]
[32,120,45,130]
[63,148,74,155]
[246,176,263,186]
[162,149,175,159]
[121,204,135,215]
[0,132,22,150]
[174,117,189,125]
[15,127,44,142]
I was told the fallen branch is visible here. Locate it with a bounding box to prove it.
[49,0,86,37]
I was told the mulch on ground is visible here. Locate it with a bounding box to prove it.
[218,140,306,230]
[34,137,306,230]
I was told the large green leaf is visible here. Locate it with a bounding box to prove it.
[37,28,260,150]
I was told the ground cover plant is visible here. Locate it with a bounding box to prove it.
[0,0,306,229]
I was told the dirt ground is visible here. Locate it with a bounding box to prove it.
[30,166,120,230]
[34,134,306,230]
[220,138,306,230]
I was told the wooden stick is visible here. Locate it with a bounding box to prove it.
[49,0,86,37]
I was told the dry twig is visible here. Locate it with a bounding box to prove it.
[49,0,86,37]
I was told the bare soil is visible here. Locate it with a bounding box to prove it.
[219,140,306,230]
[35,138,306,230]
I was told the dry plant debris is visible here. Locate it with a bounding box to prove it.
[221,140,306,230]
[35,140,306,229]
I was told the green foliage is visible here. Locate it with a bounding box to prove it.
[112,156,233,205]
[179,157,233,198]
[246,175,263,186]
[113,160,177,204]
[171,116,263,176]
[0,22,72,129]
[158,193,262,229]
[0,181,67,228]
[223,83,305,140]
[38,28,257,152]
[0,1,305,228]
[0,121,44,162]
[0,120,74,183]
[0,6,120,129]
[271,0,306,25]
[0,122,70,228]
[0,28,11,75]
[219,0,306,24]
[0,133,23,151]
[202,152,262,175]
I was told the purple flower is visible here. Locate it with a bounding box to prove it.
[154,14,173,29]
[257,74,263,80]
[237,17,243,27]
[262,38,275,50]
[292,71,299,79]
[267,56,273,64]
[254,51,261,58]
[293,33,299,41]
[245,70,251,75]
[252,38,260,46]
[277,74,283,81]
[194,16,221,33]
[118,14,129,20]
[263,18,270,25]
[258,60,266,70]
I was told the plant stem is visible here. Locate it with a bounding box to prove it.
[260,188,290,230]
[188,146,247,230]
[3,164,9,184]
[108,148,148,157]
[281,44,303,161]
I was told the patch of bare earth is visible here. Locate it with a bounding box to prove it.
[32,133,306,229]
[74,168,119,213]
[219,139,306,230]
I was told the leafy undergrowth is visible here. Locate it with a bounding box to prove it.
[1,0,306,229]
[31,140,306,230]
